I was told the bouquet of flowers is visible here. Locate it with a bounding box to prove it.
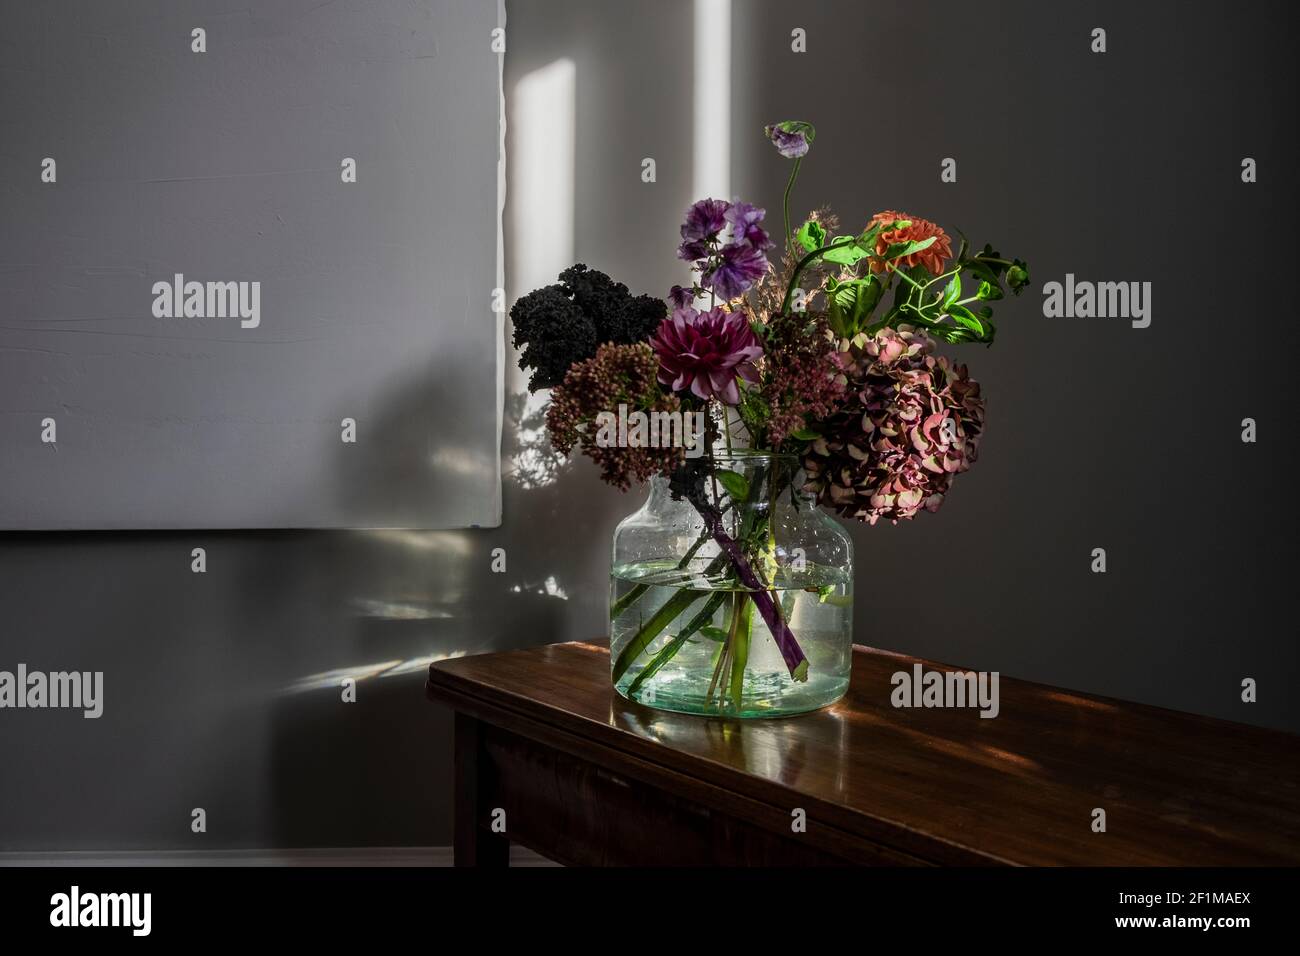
[512,121,1030,716]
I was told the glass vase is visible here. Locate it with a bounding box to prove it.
[609,451,853,717]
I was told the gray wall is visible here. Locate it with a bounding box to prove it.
[1,0,1296,853]
[731,0,1298,731]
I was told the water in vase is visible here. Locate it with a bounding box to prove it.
[610,558,852,718]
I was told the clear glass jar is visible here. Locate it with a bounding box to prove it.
[609,451,853,717]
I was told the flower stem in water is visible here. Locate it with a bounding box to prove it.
[609,505,732,621]
[728,596,754,710]
[625,591,727,697]
[706,593,740,706]
[611,587,703,684]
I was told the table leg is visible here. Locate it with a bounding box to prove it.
[453,712,510,867]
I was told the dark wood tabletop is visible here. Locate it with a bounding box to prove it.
[426,640,1300,866]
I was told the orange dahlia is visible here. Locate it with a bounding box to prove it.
[867,210,952,276]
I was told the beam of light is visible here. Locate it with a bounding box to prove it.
[509,57,576,303]
[283,661,404,694]
[507,57,576,486]
[283,652,468,694]
[348,598,455,620]
[363,528,473,556]
[692,0,732,203]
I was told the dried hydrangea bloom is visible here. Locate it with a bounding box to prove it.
[803,326,984,524]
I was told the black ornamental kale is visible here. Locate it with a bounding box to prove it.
[510,264,666,391]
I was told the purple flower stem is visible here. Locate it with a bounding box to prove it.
[689,496,809,683]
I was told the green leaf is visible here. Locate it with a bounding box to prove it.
[947,305,996,344]
[827,296,851,338]
[825,275,853,324]
[822,241,867,265]
[967,264,1003,300]
[942,275,962,309]
[884,236,937,261]
[963,258,1001,286]
[699,625,729,643]
[853,275,883,323]
[827,305,847,336]
[714,469,750,502]
[823,275,882,336]
[789,427,820,441]
[879,273,915,330]
[857,222,885,251]
[825,274,850,306]
[795,219,826,253]
[949,304,986,333]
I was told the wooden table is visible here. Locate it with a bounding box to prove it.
[425,641,1300,866]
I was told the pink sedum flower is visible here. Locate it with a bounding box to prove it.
[650,306,763,405]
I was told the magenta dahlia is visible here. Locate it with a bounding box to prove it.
[650,306,763,405]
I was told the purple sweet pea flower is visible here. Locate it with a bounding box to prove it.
[702,241,769,301]
[725,201,773,249]
[681,198,730,241]
[668,284,696,310]
[677,238,711,263]
[764,121,814,159]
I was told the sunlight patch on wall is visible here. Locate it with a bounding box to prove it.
[693,0,731,202]
[506,57,577,488]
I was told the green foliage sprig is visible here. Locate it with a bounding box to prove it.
[765,118,1030,346]
[781,220,1029,346]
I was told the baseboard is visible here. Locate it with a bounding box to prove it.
[0,846,558,867]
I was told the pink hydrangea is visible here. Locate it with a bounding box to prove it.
[803,326,984,524]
